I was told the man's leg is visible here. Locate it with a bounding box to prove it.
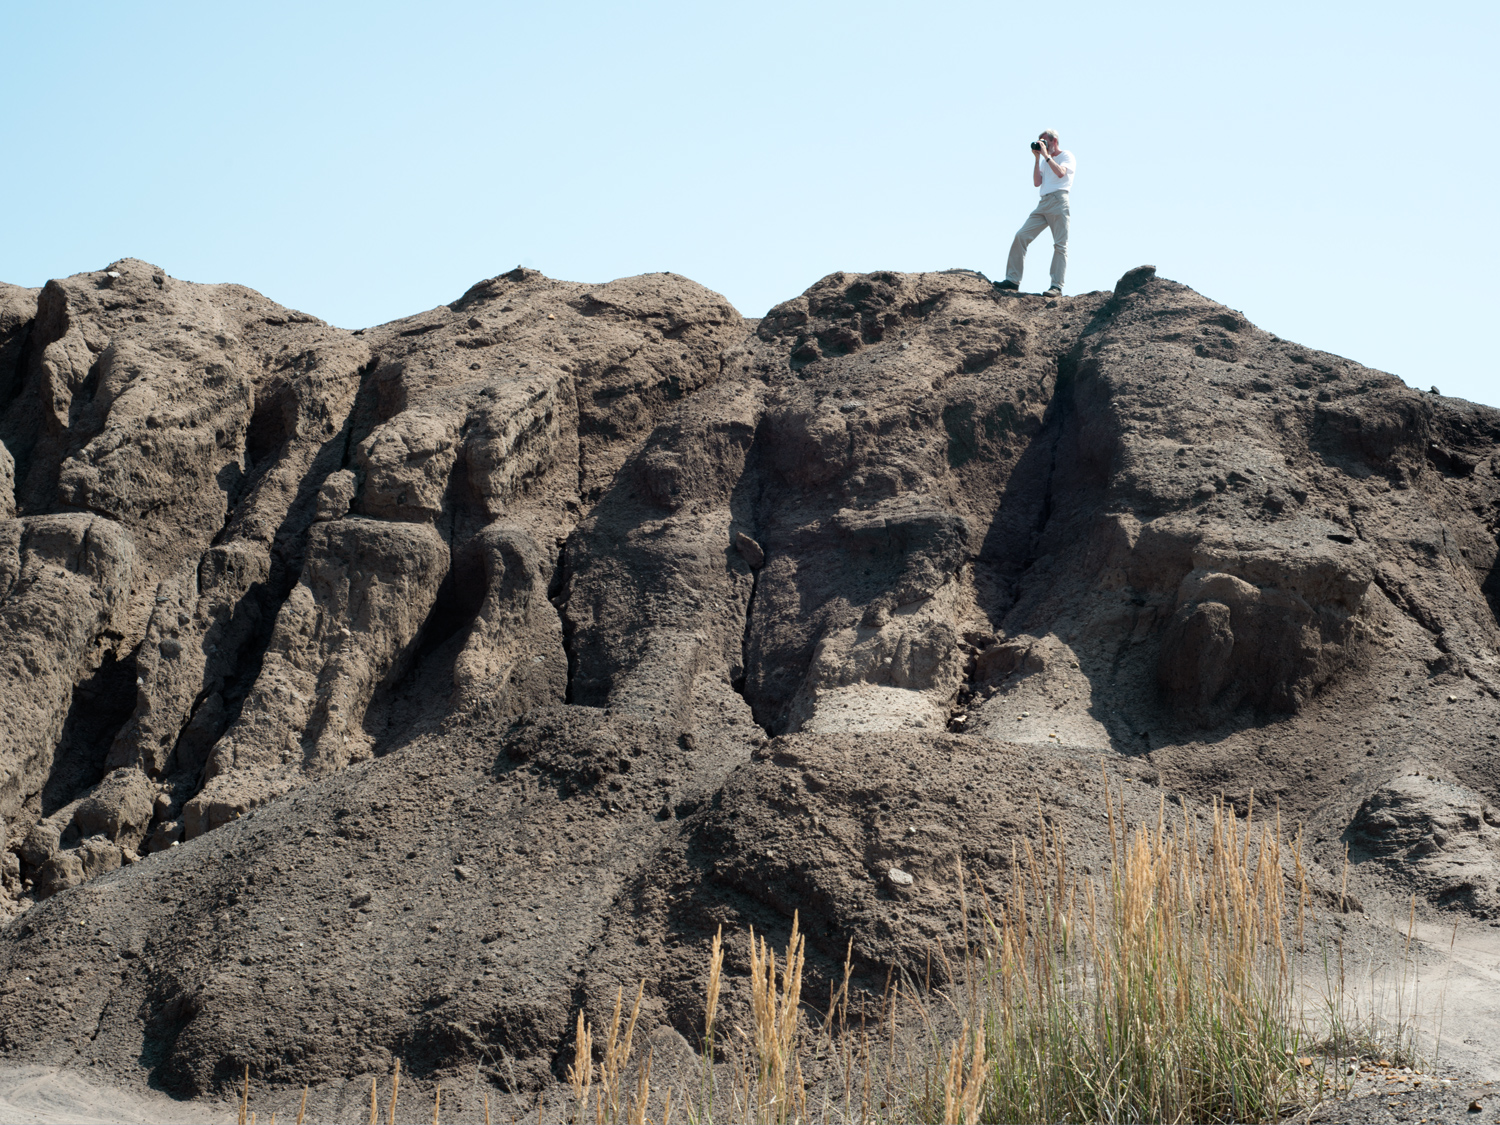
[1044,193,1070,291]
[1005,202,1050,285]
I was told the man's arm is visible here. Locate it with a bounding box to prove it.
[1043,153,1072,179]
[1033,153,1044,188]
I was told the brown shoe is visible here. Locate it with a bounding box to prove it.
[1043,286,1062,298]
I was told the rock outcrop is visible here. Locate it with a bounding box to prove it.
[0,259,1496,1098]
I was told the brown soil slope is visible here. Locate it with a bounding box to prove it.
[0,261,1496,1096]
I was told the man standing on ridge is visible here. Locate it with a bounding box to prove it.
[994,129,1075,298]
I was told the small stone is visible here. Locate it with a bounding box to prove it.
[454,865,477,881]
[1113,264,1157,297]
[1413,832,1443,855]
[1448,694,1458,703]
[905,826,917,836]
[887,867,914,887]
[735,532,765,569]
[313,470,357,522]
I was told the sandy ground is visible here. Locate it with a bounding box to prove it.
[0,1065,233,1124]
[1296,913,1500,1124]
[1408,918,1500,1080]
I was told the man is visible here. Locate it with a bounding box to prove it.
[994,129,1075,298]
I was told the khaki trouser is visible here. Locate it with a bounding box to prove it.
[1005,190,1069,290]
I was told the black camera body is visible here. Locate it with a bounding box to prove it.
[1031,140,1045,152]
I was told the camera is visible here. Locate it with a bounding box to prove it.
[1031,140,1044,152]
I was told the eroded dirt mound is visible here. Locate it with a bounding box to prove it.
[0,261,1497,1096]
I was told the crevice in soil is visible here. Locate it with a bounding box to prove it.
[732,567,777,738]
[1484,560,1500,634]
[166,359,378,807]
[363,549,482,753]
[727,434,772,733]
[0,316,34,423]
[1370,567,1447,639]
[365,448,491,752]
[1007,313,1114,583]
[225,385,297,513]
[41,648,139,816]
[734,564,758,703]
[564,362,588,500]
[954,339,1098,729]
[556,530,581,707]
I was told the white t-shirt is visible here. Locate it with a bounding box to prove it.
[1039,148,1076,195]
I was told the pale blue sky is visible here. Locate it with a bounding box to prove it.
[4,1,1496,406]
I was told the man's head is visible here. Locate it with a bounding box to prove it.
[1039,129,1060,156]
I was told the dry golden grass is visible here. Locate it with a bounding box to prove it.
[743,914,808,1124]
[938,787,1306,1123]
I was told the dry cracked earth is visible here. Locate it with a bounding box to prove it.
[0,258,1497,1110]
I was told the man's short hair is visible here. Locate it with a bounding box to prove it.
[1039,129,1059,142]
